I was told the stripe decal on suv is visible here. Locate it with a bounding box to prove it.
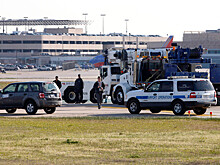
[173,95,185,99]
[136,95,203,100]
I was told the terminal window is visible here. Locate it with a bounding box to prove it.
[3,40,22,44]
[63,41,69,44]
[89,41,95,44]
[208,50,220,54]
[43,41,49,44]
[23,41,41,44]
[23,50,32,52]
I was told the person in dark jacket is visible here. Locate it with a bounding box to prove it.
[75,74,84,103]
[93,76,105,109]
[53,76,62,89]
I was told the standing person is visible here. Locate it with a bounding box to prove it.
[75,74,84,103]
[53,76,62,89]
[93,76,105,109]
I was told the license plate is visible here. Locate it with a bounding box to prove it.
[203,95,211,99]
[50,94,55,98]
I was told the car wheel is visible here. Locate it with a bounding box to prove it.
[115,88,124,105]
[90,88,97,103]
[128,99,141,114]
[217,98,220,106]
[64,87,76,103]
[5,108,17,114]
[150,108,161,113]
[172,100,186,115]
[44,107,56,114]
[193,107,207,115]
[25,100,38,115]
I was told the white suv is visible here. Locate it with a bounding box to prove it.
[125,78,217,115]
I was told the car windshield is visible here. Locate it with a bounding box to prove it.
[43,82,59,92]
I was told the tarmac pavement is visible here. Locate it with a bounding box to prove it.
[1,69,219,119]
[0,102,219,118]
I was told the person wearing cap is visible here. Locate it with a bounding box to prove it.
[75,74,84,103]
[53,76,62,89]
[93,76,105,109]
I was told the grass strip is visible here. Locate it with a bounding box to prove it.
[0,118,219,164]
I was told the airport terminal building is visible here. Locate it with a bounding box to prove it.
[179,29,220,64]
[0,27,167,65]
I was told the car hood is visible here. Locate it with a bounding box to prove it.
[127,89,144,97]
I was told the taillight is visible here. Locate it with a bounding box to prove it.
[59,92,61,98]
[214,91,217,98]
[39,93,45,98]
[190,92,196,98]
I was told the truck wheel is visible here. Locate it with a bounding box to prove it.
[150,108,161,113]
[128,99,141,114]
[111,95,118,104]
[193,107,207,115]
[115,88,124,105]
[64,87,76,103]
[172,100,185,116]
[44,107,56,114]
[25,100,38,115]
[6,108,17,113]
[90,88,97,103]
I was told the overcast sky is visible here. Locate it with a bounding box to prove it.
[1,0,219,40]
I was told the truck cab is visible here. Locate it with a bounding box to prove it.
[100,65,121,100]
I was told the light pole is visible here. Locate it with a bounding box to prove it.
[0,16,1,32]
[44,17,48,29]
[125,19,129,35]
[24,17,28,31]
[2,17,6,33]
[82,13,88,34]
[101,14,106,34]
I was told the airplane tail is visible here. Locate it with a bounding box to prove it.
[89,54,105,67]
[162,35,173,48]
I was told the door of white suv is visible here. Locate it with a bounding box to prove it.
[143,81,173,108]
